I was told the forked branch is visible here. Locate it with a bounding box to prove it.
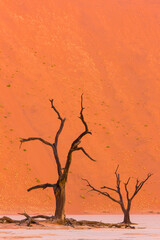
[49,99,63,120]
[130,173,152,200]
[63,94,95,178]
[70,94,92,149]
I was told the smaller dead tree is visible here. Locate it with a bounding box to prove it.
[83,166,152,224]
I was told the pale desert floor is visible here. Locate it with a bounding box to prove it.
[0,214,159,240]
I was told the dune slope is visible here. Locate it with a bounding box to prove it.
[0,0,159,214]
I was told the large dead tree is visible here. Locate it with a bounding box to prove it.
[20,95,95,221]
[83,166,152,224]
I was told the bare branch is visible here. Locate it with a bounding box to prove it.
[54,119,66,147]
[18,212,31,218]
[114,165,121,190]
[0,216,19,223]
[125,177,131,185]
[49,99,67,177]
[82,178,120,204]
[115,165,119,175]
[114,165,125,211]
[130,173,152,200]
[124,177,131,201]
[49,99,63,121]
[101,186,118,193]
[18,213,39,226]
[31,215,53,219]
[52,145,62,177]
[76,147,96,161]
[20,137,52,148]
[115,173,121,190]
[49,99,66,146]
[71,94,92,150]
[79,93,88,132]
[27,183,57,192]
[20,136,62,177]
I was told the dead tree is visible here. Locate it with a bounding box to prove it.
[20,95,95,221]
[83,166,152,224]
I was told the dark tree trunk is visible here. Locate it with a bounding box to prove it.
[54,182,66,221]
[123,210,131,224]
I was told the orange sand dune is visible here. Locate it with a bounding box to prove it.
[0,0,160,214]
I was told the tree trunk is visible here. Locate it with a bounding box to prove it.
[123,210,131,224]
[54,182,66,221]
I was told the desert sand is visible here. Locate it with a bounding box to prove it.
[0,0,159,215]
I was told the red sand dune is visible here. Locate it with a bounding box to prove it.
[0,0,160,214]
